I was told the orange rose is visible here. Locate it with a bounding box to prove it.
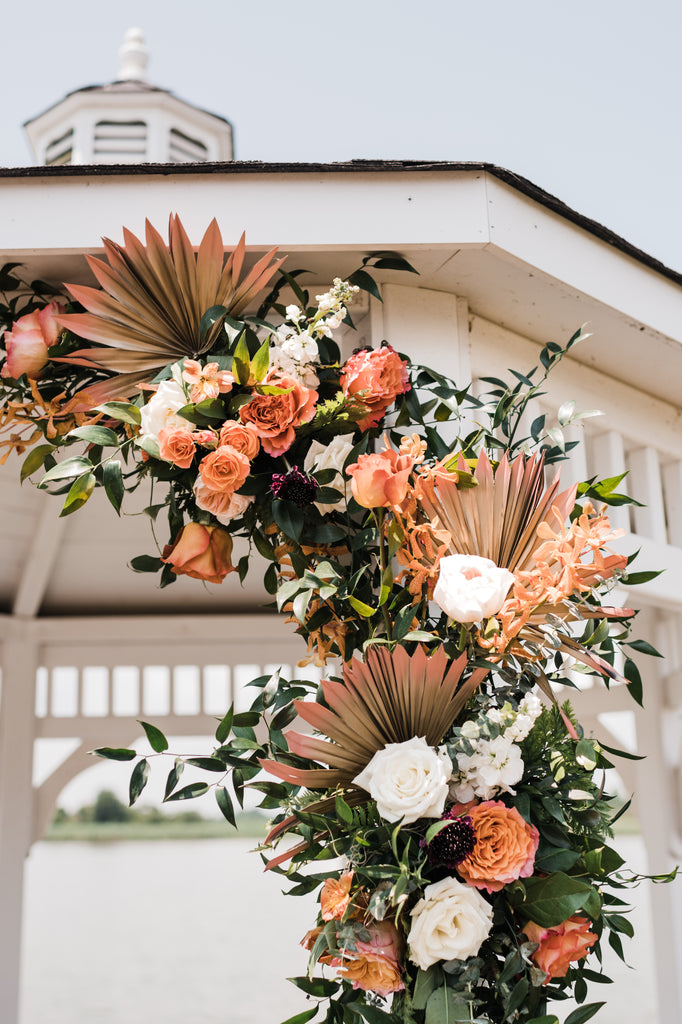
[162,523,234,584]
[193,480,252,525]
[1,301,65,380]
[346,449,414,508]
[219,420,260,459]
[457,801,539,893]
[320,871,354,921]
[523,916,598,983]
[340,345,410,431]
[158,427,196,469]
[239,372,317,457]
[198,445,250,493]
[337,920,405,999]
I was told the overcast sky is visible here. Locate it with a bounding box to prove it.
[3,0,682,271]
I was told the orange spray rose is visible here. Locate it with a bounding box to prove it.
[162,523,234,584]
[523,916,598,982]
[346,449,414,509]
[340,345,410,430]
[457,800,539,893]
[239,372,317,457]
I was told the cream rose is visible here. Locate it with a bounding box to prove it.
[139,380,191,441]
[408,876,494,969]
[353,736,451,825]
[304,436,355,514]
[433,554,515,623]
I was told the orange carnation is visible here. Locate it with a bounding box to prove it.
[320,871,354,921]
[457,801,539,893]
[239,372,317,457]
[340,344,410,431]
[158,427,196,469]
[162,523,234,584]
[198,445,250,493]
[523,916,598,983]
[219,420,260,459]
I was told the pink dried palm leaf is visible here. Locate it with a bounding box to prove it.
[55,216,284,405]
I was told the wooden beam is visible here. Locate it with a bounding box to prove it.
[12,501,66,618]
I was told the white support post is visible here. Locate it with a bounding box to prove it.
[662,460,682,549]
[628,446,668,544]
[0,621,38,1024]
[589,430,631,533]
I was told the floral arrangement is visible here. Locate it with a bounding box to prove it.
[0,217,673,1024]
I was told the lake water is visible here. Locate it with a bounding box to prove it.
[20,836,660,1024]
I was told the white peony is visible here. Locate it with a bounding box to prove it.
[139,379,191,441]
[353,736,452,825]
[408,876,494,969]
[304,435,355,515]
[433,554,515,623]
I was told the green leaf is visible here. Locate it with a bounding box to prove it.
[425,987,470,1024]
[348,595,375,618]
[346,1002,395,1023]
[232,332,251,385]
[412,968,439,1011]
[67,425,120,446]
[251,338,270,381]
[129,758,150,806]
[335,795,354,825]
[40,456,93,485]
[626,639,662,658]
[60,472,96,516]
[215,705,234,743]
[95,401,141,426]
[185,757,226,772]
[20,444,55,482]
[129,555,164,573]
[103,460,125,514]
[564,1004,606,1024]
[164,758,184,800]
[138,720,168,753]
[348,268,382,302]
[287,977,339,998]
[91,747,136,761]
[216,786,236,826]
[272,499,304,544]
[516,873,598,927]
[403,630,440,643]
[279,1009,318,1024]
[164,782,210,802]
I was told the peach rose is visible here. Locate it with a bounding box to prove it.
[340,345,410,431]
[1,301,65,380]
[346,449,414,508]
[162,523,234,584]
[158,428,196,469]
[337,920,405,999]
[219,420,260,459]
[320,871,354,922]
[193,480,253,525]
[239,372,317,457]
[198,445,250,493]
[457,801,539,893]
[523,916,598,983]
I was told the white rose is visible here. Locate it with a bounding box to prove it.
[353,736,452,825]
[304,436,355,515]
[139,379,190,441]
[408,876,494,969]
[433,554,515,623]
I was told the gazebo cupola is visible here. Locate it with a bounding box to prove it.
[23,28,234,166]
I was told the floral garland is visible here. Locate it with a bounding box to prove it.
[0,217,674,1024]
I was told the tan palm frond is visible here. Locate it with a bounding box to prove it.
[261,644,488,829]
[56,215,284,404]
[417,450,577,572]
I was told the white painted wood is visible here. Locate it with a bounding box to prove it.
[628,447,668,544]
[12,503,66,617]
[662,460,682,548]
[0,623,38,1024]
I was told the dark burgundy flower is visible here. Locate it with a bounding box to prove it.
[424,814,476,871]
[270,466,319,507]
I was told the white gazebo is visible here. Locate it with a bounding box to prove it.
[1,160,682,1023]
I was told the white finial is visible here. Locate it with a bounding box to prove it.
[118,27,149,82]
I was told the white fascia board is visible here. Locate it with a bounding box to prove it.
[485,175,682,346]
[0,168,491,254]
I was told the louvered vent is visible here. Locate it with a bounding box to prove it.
[93,119,147,162]
[45,128,74,165]
[168,127,208,162]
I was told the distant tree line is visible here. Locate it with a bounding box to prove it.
[53,790,204,825]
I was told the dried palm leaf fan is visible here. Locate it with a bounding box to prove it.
[56,216,284,406]
[260,645,488,865]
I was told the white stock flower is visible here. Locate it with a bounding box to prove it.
[281,334,319,364]
[408,876,494,969]
[353,736,452,825]
[304,436,355,514]
[433,554,515,623]
[505,693,543,742]
[450,735,524,802]
[139,379,191,441]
